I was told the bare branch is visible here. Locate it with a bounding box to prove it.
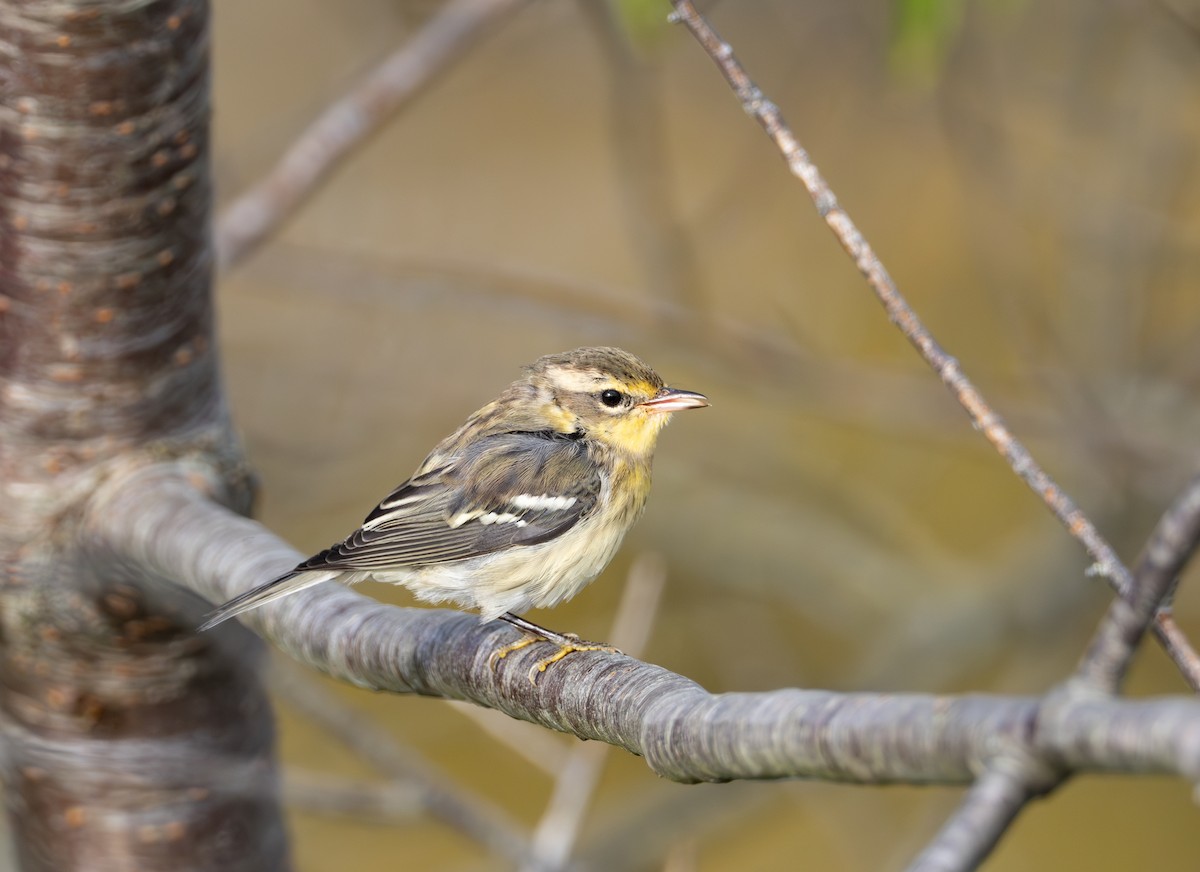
[662,840,699,872]
[663,0,1200,687]
[1076,472,1200,691]
[578,0,708,312]
[1155,0,1200,44]
[1154,612,1200,689]
[446,701,570,777]
[656,4,1200,862]
[215,0,529,271]
[87,466,1200,786]
[269,660,535,866]
[526,745,608,872]
[526,553,667,871]
[661,5,1200,863]
[577,781,767,871]
[905,760,1051,872]
[446,700,571,777]
[281,770,422,822]
[604,553,668,656]
[664,0,1095,568]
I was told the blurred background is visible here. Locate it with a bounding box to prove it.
[210,0,1200,869]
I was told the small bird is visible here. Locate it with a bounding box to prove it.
[201,347,708,680]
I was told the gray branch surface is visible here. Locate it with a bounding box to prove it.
[90,465,1200,787]
[907,763,1042,872]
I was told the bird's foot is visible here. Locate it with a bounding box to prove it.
[487,635,541,670]
[491,613,622,683]
[524,634,621,685]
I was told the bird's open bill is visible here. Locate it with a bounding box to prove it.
[637,388,710,412]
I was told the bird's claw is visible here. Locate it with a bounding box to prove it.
[488,636,540,671]
[524,638,622,685]
[488,633,622,684]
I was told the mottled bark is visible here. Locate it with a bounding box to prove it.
[0,1,286,869]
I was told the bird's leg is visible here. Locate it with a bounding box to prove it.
[487,614,548,667]
[495,612,583,647]
[491,612,622,684]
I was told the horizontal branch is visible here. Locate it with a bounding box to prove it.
[87,464,1200,786]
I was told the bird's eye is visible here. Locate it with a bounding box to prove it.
[600,389,624,408]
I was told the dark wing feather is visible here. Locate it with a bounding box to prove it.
[296,432,600,573]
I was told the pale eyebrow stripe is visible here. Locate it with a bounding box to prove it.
[547,370,613,393]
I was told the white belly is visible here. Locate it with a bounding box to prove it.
[369,514,630,621]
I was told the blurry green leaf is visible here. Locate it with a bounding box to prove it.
[890,0,965,84]
[890,0,1028,84]
[613,0,672,52]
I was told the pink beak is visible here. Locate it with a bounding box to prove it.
[638,387,710,413]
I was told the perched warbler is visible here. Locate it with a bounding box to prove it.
[201,347,708,679]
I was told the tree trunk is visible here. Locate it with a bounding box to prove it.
[0,1,288,868]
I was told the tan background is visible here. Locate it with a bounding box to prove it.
[209,1,1200,870]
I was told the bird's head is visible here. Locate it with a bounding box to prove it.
[524,347,709,459]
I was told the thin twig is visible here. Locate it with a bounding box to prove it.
[577,782,767,871]
[215,0,529,271]
[526,746,606,872]
[447,701,570,777]
[663,5,1200,865]
[268,659,537,867]
[246,240,1169,468]
[665,0,1200,686]
[603,553,669,656]
[282,769,423,822]
[525,553,668,871]
[1155,0,1200,44]
[665,0,1117,586]
[662,840,699,872]
[1075,472,1200,691]
[1155,612,1200,688]
[905,761,1050,872]
[578,0,708,313]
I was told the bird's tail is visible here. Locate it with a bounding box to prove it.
[199,571,332,631]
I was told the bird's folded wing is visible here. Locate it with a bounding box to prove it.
[296,432,601,572]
